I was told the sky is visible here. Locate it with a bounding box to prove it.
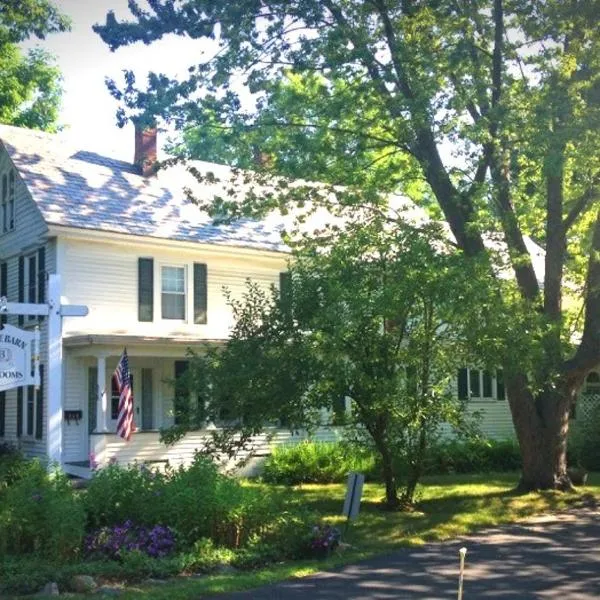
[23,0,216,160]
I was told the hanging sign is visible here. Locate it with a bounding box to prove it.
[0,324,40,391]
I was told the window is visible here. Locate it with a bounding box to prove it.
[24,252,39,321]
[161,266,186,320]
[8,171,15,231]
[458,368,505,400]
[1,174,6,233]
[1,170,15,233]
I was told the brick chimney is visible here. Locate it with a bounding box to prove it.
[134,123,157,177]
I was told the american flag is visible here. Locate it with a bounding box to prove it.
[114,349,135,441]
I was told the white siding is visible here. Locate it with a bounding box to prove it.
[0,143,51,459]
[60,237,287,340]
[91,427,345,476]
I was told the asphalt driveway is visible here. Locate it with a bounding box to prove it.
[206,508,600,599]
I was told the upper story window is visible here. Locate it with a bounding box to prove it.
[458,368,505,401]
[161,265,186,320]
[25,252,39,321]
[1,170,15,233]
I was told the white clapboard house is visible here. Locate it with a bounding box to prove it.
[0,123,596,478]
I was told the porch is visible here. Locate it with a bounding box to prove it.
[60,334,344,478]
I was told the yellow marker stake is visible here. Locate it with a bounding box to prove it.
[458,547,467,600]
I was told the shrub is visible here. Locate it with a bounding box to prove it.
[84,521,176,560]
[83,455,314,551]
[0,443,28,489]
[423,438,522,474]
[262,441,376,485]
[0,460,85,558]
[83,462,165,529]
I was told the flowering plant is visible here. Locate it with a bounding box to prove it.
[84,520,176,559]
[309,524,341,556]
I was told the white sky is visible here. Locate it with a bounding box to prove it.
[22,0,216,160]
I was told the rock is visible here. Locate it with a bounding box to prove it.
[70,575,97,593]
[95,586,122,597]
[37,582,59,596]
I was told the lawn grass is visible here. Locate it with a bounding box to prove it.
[31,472,600,599]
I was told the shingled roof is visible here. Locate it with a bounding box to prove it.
[0,124,288,253]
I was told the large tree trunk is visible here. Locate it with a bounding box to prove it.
[507,373,580,491]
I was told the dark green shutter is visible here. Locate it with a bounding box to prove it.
[16,387,22,437]
[141,368,153,431]
[193,263,207,324]
[27,385,34,436]
[0,391,5,437]
[18,256,24,326]
[37,246,46,305]
[497,369,506,400]
[483,370,493,398]
[174,361,189,425]
[458,368,468,400]
[0,262,6,326]
[88,367,98,434]
[470,369,480,397]
[138,258,154,321]
[35,365,44,439]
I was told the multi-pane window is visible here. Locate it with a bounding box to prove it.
[458,368,505,400]
[25,253,38,321]
[1,170,15,233]
[161,266,186,320]
[8,171,15,231]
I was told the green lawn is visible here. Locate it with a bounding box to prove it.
[50,472,599,600]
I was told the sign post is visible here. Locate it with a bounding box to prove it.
[342,471,365,534]
[0,274,88,468]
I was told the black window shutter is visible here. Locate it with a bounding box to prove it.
[0,391,5,437]
[174,361,189,425]
[193,263,207,324]
[0,262,6,326]
[37,246,46,304]
[16,387,23,437]
[457,368,469,400]
[497,369,506,400]
[18,256,24,326]
[35,365,44,439]
[138,258,154,322]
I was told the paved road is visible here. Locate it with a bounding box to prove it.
[207,508,600,599]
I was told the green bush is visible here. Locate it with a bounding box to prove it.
[424,438,522,474]
[84,455,313,551]
[84,462,165,529]
[0,460,85,558]
[262,441,376,485]
[0,443,28,489]
[262,439,522,485]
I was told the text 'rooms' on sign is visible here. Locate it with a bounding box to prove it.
[0,324,40,391]
[342,472,365,521]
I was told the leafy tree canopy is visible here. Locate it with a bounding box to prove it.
[170,217,488,507]
[0,0,70,132]
[96,1,600,490]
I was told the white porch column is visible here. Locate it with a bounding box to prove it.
[96,354,109,432]
[47,274,63,466]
